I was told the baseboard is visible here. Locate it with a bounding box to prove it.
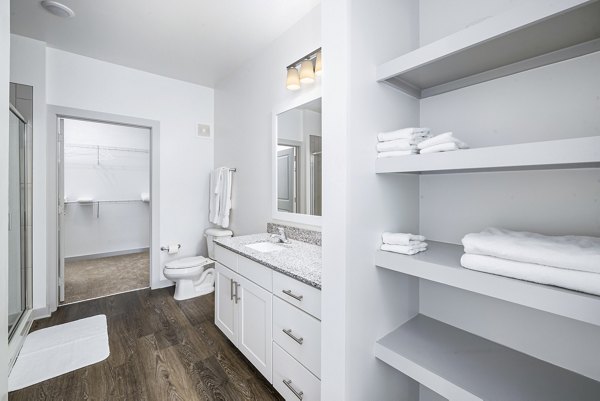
[32,306,51,320]
[153,279,174,290]
[65,247,150,262]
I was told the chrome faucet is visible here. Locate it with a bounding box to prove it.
[271,227,291,244]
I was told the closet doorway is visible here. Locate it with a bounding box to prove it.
[58,117,151,304]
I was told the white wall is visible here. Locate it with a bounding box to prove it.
[1,0,10,397]
[63,119,150,258]
[10,34,47,312]
[302,109,321,137]
[214,5,321,235]
[321,0,421,400]
[45,47,214,287]
[278,109,304,142]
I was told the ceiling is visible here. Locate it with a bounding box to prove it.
[10,0,320,87]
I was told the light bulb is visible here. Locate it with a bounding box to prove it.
[314,51,322,77]
[286,67,300,91]
[299,59,315,84]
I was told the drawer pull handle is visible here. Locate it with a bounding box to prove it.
[283,328,304,344]
[283,379,304,400]
[282,289,303,301]
[230,279,235,301]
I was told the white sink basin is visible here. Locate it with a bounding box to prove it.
[245,242,285,253]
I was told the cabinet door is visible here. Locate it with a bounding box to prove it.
[236,274,273,382]
[215,263,238,344]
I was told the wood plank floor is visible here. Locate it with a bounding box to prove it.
[62,251,150,304]
[10,287,284,401]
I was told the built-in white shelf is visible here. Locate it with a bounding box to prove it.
[374,314,600,401]
[376,0,600,98]
[374,241,600,327]
[375,136,600,174]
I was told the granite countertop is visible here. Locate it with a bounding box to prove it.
[214,233,322,289]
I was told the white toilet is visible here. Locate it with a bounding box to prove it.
[163,228,233,300]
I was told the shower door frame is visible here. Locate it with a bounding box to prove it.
[47,106,162,312]
[7,103,34,372]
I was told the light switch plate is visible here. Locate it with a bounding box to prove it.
[197,124,211,138]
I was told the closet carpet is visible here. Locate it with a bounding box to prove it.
[62,251,150,304]
[9,287,283,401]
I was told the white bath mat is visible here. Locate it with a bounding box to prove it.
[9,314,110,391]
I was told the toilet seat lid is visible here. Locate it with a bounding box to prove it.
[165,256,209,270]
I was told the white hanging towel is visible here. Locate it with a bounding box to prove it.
[209,167,233,228]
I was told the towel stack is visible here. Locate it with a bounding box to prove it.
[461,227,600,296]
[381,232,428,255]
[417,132,469,154]
[376,128,431,158]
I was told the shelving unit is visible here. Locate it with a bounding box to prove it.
[374,315,600,401]
[369,0,600,398]
[375,243,600,327]
[375,136,600,174]
[376,0,600,98]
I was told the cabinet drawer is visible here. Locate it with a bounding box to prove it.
[273,343,320,401]
[214,245,238,271]
[238,255,272,291]
[273,272,321,319]
[273,297,321,378]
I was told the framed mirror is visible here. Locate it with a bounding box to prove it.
[272,94,322,226]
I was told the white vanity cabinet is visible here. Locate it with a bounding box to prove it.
[214,243,322,401]
[215,263,238,343]
[272,272,322,401]
[215,261,273,381]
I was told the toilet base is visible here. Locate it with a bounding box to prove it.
[172,267,215,301]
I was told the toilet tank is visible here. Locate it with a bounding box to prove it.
[205,228,233,259]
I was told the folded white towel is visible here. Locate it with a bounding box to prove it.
[376,140,419,152]
[418,132,465,150]
[419,141,468,154]
[377,150,417,158]
[378,127,430,142]
[461,253,600,296]
[382,232,426,245]
[381,243,428,255]
[462,227,600,274]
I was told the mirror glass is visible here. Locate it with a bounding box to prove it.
[276,98,322,216]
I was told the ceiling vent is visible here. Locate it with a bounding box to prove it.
[41,1,75,18]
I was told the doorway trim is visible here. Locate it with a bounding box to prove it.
[47,105,161,314]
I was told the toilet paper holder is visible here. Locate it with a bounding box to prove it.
[160,244,181,252]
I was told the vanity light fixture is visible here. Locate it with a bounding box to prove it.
[286,48,321,90]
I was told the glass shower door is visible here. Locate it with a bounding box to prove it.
[8,105,31,341]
